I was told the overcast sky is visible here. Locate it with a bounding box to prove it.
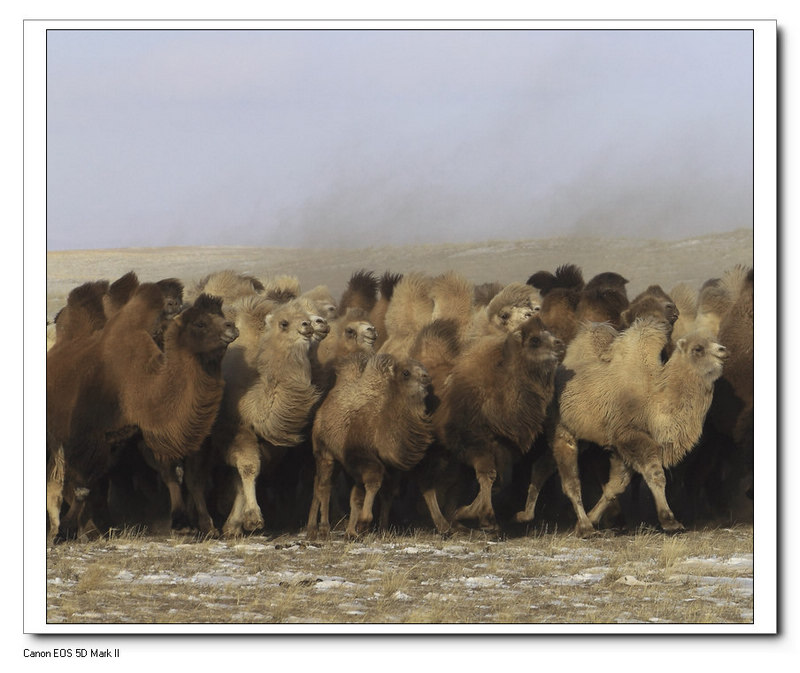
[45,28,754,251]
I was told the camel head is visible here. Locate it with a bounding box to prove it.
[674,331,729,384]
[173,293,238,354]
[390,357,431,403]
[340,308,377,352]
[622,285,679,329]
[265,301,316,346]
[155,278,185,321]
[308,313,330,342]
[487,282,542,333]
[510,316,566,366]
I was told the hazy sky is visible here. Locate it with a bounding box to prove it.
[45,28,754,251]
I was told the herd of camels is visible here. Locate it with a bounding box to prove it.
[45,261,753,543]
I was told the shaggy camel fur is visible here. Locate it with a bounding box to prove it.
[712,268,753,451]
[465,282,541,343]
[339,270,379,315]
[313,307,377,389]
[434,317,564,530]
[527,264,585,344]
[668,282,699,342]
[204,299,322,537]
[301,285,339,321]
[47,289,237,540]
[47,273,187,534]
[530,318,727,536]
[306,352,433,538]
[685,267,754,521]
[51,271,141,347]
[694,265,751,338]
[575,271,629,329]
[473,281,505,308]
[405,318,464,533]
[184,269,265,306]
[379,272,436,358]
[368,271,403,352]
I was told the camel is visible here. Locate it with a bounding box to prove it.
[306,352,433,539]
[47,289,238,540]
[301,285,339,321]
[47,273,188,535]
[201,299,322,537]
[668,282,699,342]
[433,316,564,531]
[530,318,728,536]
[338,269,379,315]
[682,267,754,523]
[184,269,265,306]
[694,265,751,338]
[527,264,585,344]
[464,282,541,343]
[367,271,403,352]
[575,271,630,330]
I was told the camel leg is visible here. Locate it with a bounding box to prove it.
[346,485,366,538]
[357,464,384,533]
[514,452,556,523]
[307,450,335,539]
[46,446,65,539]
[138,441,189,529]
[636,457,684,533]
[183,452,218,537]
[81,475,112,540]
[420,486,451,535]
[622,431,685,533]
[452,453,498,530]
[551,426,594,537]
[157,461,189,530]
[377,486,393,532]
[223,432,263,536]
[587,452,633,527]
[55,491,85,543]
[222,486,246,537]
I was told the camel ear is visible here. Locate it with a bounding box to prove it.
[264,313,274,329]
[676,338,687,353]
[620,308,632,327]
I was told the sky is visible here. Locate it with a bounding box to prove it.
[45,28,754,251]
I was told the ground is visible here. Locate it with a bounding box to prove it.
[46,525,753,626]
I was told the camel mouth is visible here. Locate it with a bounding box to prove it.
[221,328,239,345]
[361,334,377,347]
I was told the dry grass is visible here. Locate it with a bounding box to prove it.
[45,524,754,626]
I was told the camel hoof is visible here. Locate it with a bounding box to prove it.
[222,524,244,538]
[170,509,192,531]
[574,522,596,538]
[513,510,534,524]
[662,521,686,534]
[242,510,264,533]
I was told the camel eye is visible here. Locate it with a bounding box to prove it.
[280,320,289,329]
[345,327,355,336]
[195,320,207,329]
[402,369,410,378]
[692,345,705,356]
[530,336,540,347]
[500,312,510,322]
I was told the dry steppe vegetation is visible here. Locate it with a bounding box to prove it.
[46,524,753,626]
